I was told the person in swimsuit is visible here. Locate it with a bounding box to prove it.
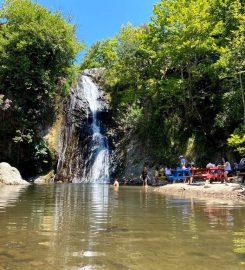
[113,178,119,187]
[140,166,148,186]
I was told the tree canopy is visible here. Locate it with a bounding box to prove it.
[0,0,83,176]
[81,0,245,165]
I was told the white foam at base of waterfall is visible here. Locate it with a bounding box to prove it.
[89,149,110,183]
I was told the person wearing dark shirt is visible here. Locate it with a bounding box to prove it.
[140,166,148,186]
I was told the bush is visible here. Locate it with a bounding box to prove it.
[0,0,83,176]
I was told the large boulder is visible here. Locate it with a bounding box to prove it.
[0,162,30,185]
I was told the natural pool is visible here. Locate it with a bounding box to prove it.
[0,184,245,270]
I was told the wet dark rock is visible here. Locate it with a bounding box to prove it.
[83,68,106,85]
[55,69,111,182]
[56,68,155,182]
[109,130,155,181]
[55,74,90,182]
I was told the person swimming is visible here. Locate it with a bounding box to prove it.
[113,178,119,187]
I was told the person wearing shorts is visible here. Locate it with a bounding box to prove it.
[222,157,231,182]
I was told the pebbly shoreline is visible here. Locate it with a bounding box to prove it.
[154,182,245,201]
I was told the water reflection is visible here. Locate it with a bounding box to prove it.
[1,185,245,269]
[204,204,234,228]
[0,185,28,209]
[140,186,149,208]
[233,230,245,263]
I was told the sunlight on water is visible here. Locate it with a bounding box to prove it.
[1,184,245,269]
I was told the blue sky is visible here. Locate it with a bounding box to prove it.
[0,0,158,62]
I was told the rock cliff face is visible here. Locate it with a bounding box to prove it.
[55,74,89,182]
[110,130,154,182]
[55,68,154,183]
[55,68,110,182]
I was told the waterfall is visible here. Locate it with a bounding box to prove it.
[56,69,110,183]
[80,75,110,183]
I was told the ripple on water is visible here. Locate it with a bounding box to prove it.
[73,251,106,258]
[1,185,245,270]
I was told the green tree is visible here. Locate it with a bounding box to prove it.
[81,0,245,166]
[0,0,83,176]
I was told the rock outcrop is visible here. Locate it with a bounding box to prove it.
[0,162,29,185]
[55,74,89,182]
[109,128,154,182]
[32,170,55,184]
[55,68,110,182]
[55,67,154,182]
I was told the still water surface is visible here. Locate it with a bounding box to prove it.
[1,184,245,270]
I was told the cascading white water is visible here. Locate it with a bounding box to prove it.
[82,75,110,183]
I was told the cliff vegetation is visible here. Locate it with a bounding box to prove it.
[81,0,245,168]
[0,0,83,177]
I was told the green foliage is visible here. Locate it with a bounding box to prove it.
[33,140,50,165]
[215,89,243,128]
[12,129,34,143]
[0,0,83,176]
[228,125,245,156]
[81,39,118,70]
[62,64,80,95]
[82,0,245,165]
[117,103,143,131]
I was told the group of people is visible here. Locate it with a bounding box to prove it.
[181,155,234,183]
[113,155,243,187]
[153,165,172,185]
[140,165,173,187]
[205,157,232,182]
[179,155,234,183]
[113,165,155,187]
[141,155,235,186]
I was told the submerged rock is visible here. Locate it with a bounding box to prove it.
[0,162,29,185]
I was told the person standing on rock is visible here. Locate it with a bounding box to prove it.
[140,166,149,187]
